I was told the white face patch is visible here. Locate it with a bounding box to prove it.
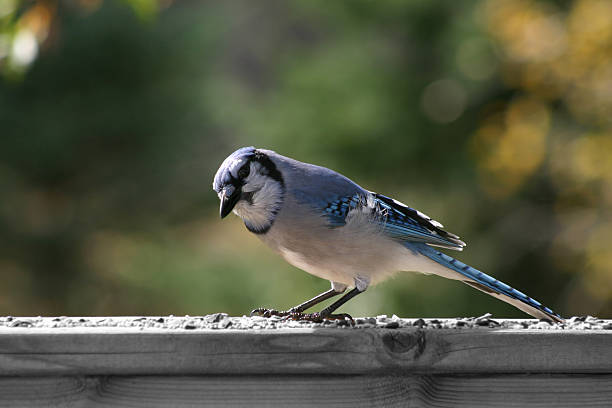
[232,161,284,233]
[240,162,268,193]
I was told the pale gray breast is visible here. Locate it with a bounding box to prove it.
[256,151,393,276]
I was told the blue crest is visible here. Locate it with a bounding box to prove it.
[213,146,256,192]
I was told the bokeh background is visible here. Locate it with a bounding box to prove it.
[1,0,611,319]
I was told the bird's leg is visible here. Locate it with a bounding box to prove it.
[290,288,364,325]
[289,287,347,313]
[250,287,345,318]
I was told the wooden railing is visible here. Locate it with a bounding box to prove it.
[0,315,610,407]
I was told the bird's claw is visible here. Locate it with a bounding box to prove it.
[321,313,355,326]
[297,312,354,326]
[251,308,354,326]
[250,308,286,318]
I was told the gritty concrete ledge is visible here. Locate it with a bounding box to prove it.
[2,313,610,330]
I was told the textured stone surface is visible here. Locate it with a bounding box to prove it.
[0,313,609,331]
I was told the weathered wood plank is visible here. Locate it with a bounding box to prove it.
[0,317,609,406]
[0,375,610,408]
[0,326,611,375]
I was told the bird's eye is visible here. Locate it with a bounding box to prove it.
[237,163,250,179]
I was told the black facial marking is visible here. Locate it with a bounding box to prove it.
[226,162,250,191]
[253,151,284,186]
[245,222,272,235]
[237,162,250,180]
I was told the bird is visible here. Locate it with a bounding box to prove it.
[212,146,563,324]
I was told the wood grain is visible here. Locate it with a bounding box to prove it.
[0,322,611,407]
[0,375,610,407]
[0,327,611,375]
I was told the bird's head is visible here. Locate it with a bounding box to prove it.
[213,147,285,233]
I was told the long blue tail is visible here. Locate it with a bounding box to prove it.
[413,243,563,322]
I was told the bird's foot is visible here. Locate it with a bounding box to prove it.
[250,308,354,325]
[250,308,290,318]
[285,311,355,326]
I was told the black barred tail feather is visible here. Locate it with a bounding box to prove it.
[414,243,564,323]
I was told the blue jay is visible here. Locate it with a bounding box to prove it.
[213,147,563,323]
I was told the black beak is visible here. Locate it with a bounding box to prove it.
[219,186,241,219]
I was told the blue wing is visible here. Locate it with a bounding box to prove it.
[320,194,363,227]
[373,193,466,250]
[319,192,465,250]
[317,191,563,322]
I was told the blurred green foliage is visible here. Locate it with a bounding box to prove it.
[1,0,611,318]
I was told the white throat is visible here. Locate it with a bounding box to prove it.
[233,163,284,234]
